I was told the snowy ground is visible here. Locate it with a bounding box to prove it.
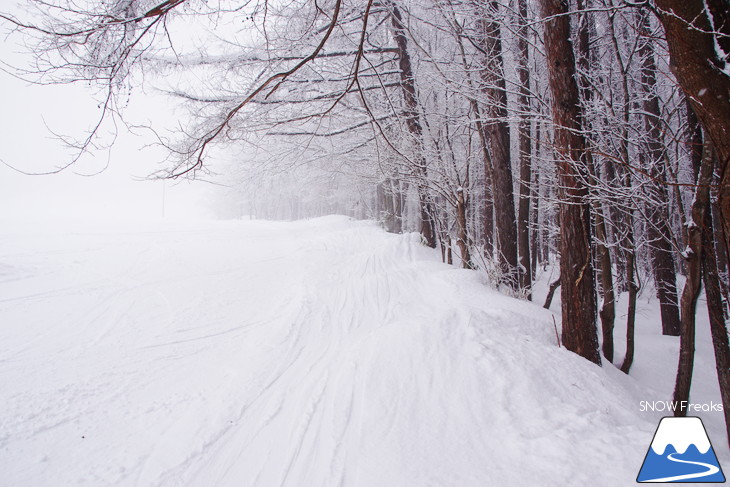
[0,216,726,486]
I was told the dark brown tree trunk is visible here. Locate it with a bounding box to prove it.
[576,0,614,363]
[541,0,601,365]
[704,187,730,448]
[638,10,681,337]
[516,0,532,298]
[417,189,437,248]
[541,139,554,266]
[532,118,544,277]
[710,163,730,315]
[543,275,561,310]
[483,192,494,257]
[475,113,495,260]
[676,101,703,260]
[453,25,494,263]
[687,101,704,191]
[712,201,730,315]
[607,11,638,373]
[477,3,518,289]
[530,166,540,281]
[646,216,682,336]
[674,141,714,416]
[619,250,638,374]
[655,0,730,269]
[456,188,473,269]
[390,3,436,248]
[595,209,616,363]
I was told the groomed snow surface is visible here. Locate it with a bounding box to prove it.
[0,216,727,486]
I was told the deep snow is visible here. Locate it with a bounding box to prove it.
[0,216,727,486]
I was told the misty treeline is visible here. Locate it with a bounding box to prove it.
[2,0,730,439]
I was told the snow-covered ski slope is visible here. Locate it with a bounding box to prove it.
[0,216,725,486]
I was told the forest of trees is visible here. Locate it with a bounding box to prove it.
[2,0,729,443]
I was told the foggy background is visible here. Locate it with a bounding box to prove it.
[0,39,216,222]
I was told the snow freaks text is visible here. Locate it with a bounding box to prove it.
[640,401,724,413]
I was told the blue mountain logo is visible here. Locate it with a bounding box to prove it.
[637,416,725,483]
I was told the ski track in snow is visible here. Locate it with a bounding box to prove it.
[0,217,722,486]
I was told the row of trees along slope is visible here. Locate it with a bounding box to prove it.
[1,0,729,444]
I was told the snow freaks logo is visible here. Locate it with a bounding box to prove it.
[636,417,726,483]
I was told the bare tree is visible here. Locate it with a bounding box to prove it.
[515,0,533,298]
[475,1,519,289]
[636,9,680,337]
[575,0,615,363]
[540,0,601,365]
[389,1,437,248]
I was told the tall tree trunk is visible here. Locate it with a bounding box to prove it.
[712,202,730,316]
[516,0,532,298]
[532,118,545,276]
[576,0,614,363]
[390,3,436,248]
[607,10,638,374]
[452,22,493,261]
[475,109,495,261]
[674,141,714,415]
[530,163,541,281]
[705,181,730,448]
[711,163,730,315]
[540,0,601,365]
[595,208,616,363]
[674,100,704,261]
[638,10,681,337]
[477,2,518,290]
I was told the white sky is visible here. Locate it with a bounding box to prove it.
[0,20,217,222]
